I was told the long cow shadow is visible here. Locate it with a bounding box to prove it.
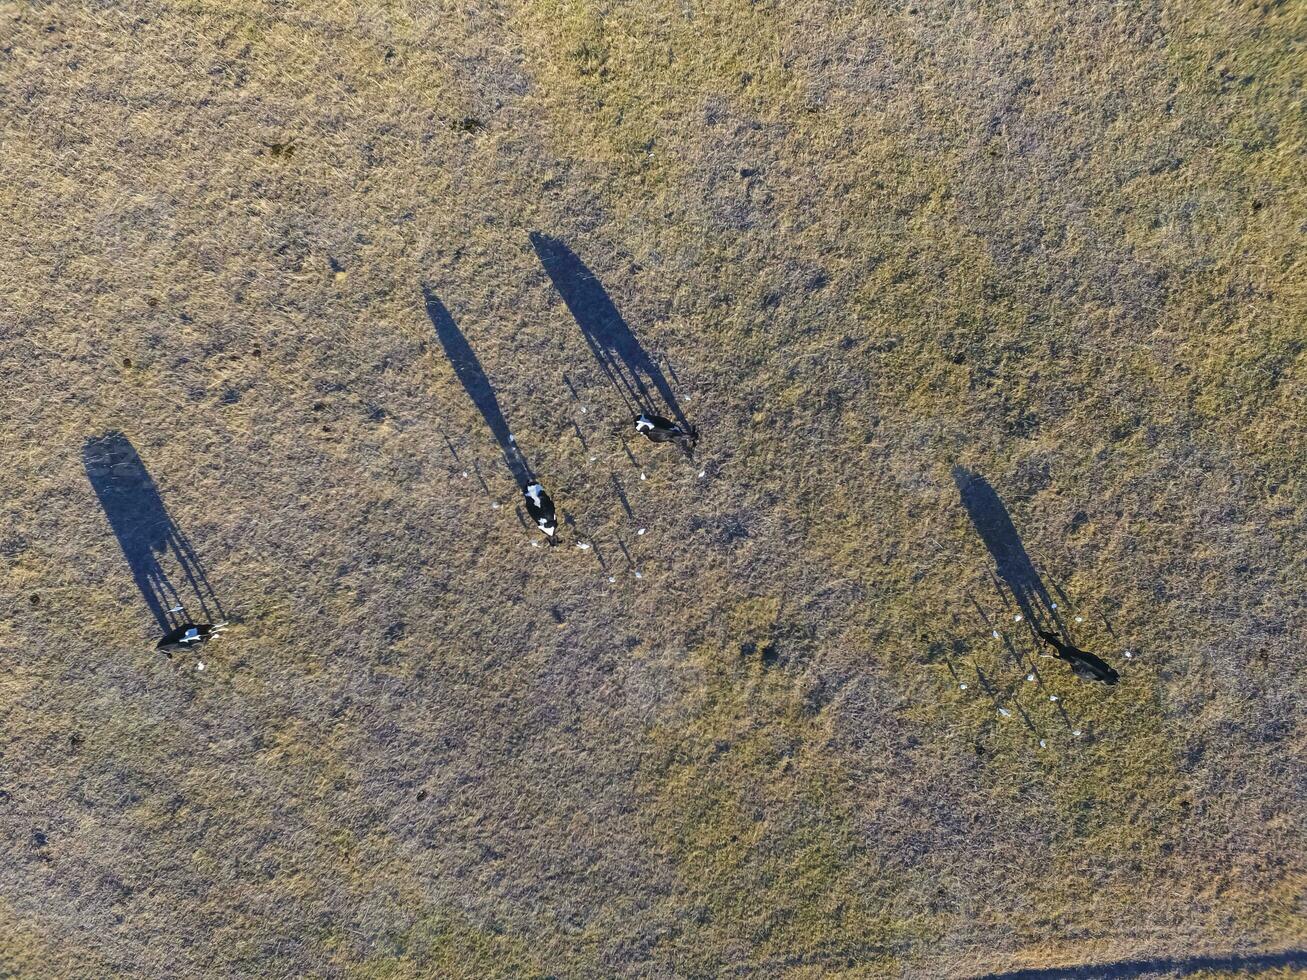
[422,286,534,487]
[954,467,1066,637]
[973,946,1307,980]
[529,232,690,430]
[83,432,225,635]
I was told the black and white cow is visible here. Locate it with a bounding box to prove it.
[1037,630,1119,685]
[634,414,697,455]
[157,622,225,653]
[523,482,557,538]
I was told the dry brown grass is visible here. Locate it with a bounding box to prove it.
[1,0,1303,976]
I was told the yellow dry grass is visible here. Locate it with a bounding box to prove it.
[0,0,1303,977]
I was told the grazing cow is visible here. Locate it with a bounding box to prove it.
[1037,630,1119,685]
[523,482,557,538]
[157,622,225,652]
[634,414,697,455]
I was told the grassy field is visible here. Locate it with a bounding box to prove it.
[1,0,1304,977]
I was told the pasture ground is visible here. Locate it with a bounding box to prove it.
[1,1,1303,976]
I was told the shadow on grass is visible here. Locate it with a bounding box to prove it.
[529,232,690,430]
[423,285,534,487]
[83,432,225,635]
[610,473,635,520]
[954,467,1065,636]
[973,946,1307,979]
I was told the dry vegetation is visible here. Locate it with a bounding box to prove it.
[1,0,1304,977]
